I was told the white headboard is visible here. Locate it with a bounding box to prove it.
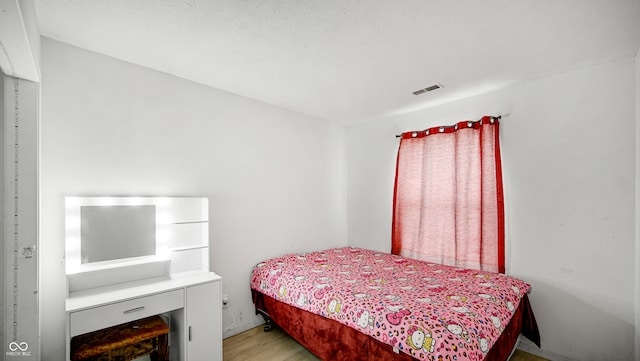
[65,196,209,293]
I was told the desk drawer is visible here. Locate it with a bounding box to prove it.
[69,289,184,337]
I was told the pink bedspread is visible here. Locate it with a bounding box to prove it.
[250,247,531,361]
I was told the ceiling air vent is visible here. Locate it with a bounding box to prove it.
[413,83,443,95]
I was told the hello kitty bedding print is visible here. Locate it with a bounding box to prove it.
[250,247,531,361]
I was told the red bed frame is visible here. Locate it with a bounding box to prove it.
[253,290,539,361]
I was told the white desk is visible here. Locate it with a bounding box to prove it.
[66,271,222,361]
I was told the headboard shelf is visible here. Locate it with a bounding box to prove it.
[171,220,208,225]
[65,196,210,294]
[168,245,208,252]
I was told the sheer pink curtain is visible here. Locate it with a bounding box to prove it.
[392,116,505,273]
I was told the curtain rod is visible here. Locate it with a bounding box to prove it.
[395,115,502,138]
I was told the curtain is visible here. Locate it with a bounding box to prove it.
[391,116,504,273]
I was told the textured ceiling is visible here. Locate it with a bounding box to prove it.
[36,0,640,125]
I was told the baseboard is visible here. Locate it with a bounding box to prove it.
[223,317,264,339]
[517,337,578,361]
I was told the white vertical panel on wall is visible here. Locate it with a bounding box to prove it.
[3,75,39,361]
[0,0,41,82]
[634,47,640,360]
[0,2,41,355]
[1,70,5,360]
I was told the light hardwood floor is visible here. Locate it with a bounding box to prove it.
[223,325,548,361]
[224,325,319,361]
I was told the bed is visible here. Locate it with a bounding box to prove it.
[251,247,540,361]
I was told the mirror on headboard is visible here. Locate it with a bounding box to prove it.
[65,196,209,278]
[80,204,156,264]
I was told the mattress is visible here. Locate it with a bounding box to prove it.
[251,247,540,361]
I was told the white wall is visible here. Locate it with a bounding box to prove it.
[347,58,636,361]
[39,38,347,360]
